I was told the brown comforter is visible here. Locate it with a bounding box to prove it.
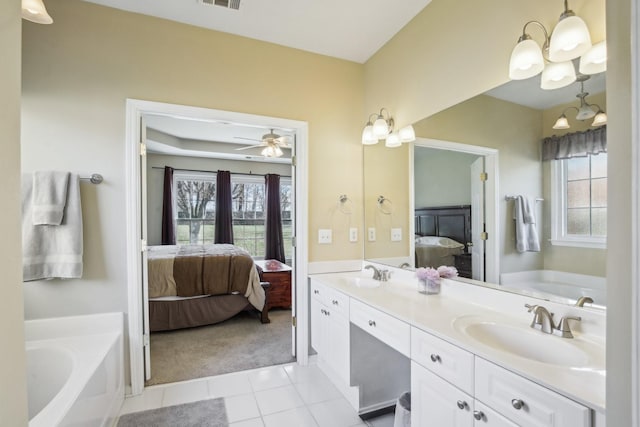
[147,244,265,310]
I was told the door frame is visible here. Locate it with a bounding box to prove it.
[410,137,499,283]
[125,99,309,395]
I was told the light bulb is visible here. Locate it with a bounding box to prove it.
[509,38,545,80]
[541,61,576,90]
[579,41,607,75]
[549,15,592,62]
[361,124,378,145]
[591,111,607,126]
[372,117,389,139]
[22,0,53,24]
[399,125,416,142]
[385,132,401,148]
[553,115,570,130]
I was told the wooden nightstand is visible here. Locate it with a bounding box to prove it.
[255,259,292,310]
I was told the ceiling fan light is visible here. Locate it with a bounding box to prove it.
[385,132,401,148]
[273,145,283,157]
[362,124,378,145]
[592,110,608,126]
[509,38,545,80]
[548,15,592,62]
[553,114,571,130]
[579,40,607,75]
[541,61,576,90]
[372,117,390,139]
[399,125,416,142]
[22,0,53,24]
[261,145,275,157]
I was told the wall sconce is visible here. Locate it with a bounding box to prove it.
[508,1,606,90]
[362,108,416,148]
[552,75,607,129]
[22,0,53,24]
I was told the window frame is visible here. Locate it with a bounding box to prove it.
[550,155,607,249]
[172,171,216,245]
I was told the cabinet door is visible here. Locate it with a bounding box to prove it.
[310,297,324,355]
[473,401,518,427]
[412,361,473,427]
[327,309,350,383]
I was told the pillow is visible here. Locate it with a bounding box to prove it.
[415,235,464,249]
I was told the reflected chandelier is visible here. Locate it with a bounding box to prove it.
[552,75,607,130]
[361,108,416,147]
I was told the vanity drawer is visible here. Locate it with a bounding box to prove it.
[475,358,591,427]
[411,326,474,395]
[350,299,410,357]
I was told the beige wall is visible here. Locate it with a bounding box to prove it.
[0,1,28,425]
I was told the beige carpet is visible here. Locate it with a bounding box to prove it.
[146,309,294,386]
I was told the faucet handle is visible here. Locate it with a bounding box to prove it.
[554,316,582,338]
[380,270,392,281]
[525,304,538,312]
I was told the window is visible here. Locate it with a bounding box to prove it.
[173,172,216,245]
[551,153,607,248]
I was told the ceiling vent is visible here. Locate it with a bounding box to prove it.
[200,0,241,10]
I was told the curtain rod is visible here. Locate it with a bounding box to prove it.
[151,166,291,178]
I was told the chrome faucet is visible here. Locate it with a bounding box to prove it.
[399,262,411,269]
[364,264,391,281]
[575,296,594,307]
[525,304,555,334]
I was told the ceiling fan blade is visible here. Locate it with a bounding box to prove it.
[234,144,264,151]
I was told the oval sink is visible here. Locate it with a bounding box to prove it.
[453,316,601,367]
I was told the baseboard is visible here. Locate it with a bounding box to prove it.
[358,401,396,420]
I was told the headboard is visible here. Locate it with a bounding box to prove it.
[414,205,472,252]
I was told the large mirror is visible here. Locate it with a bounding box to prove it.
[364,72,607,309]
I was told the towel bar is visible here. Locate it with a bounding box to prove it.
[505,195,543,202]
[80,174,103,184]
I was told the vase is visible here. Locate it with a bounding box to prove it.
[418,278,440,294]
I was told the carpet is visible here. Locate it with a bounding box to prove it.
[146,309,294,385]
[117,398,227,427]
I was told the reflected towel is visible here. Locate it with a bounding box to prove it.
[32,171,69,225]
[22,173,83,280]
[514,195,540,253]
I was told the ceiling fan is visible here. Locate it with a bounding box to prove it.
[234,129,291,158]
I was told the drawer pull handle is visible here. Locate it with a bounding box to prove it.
[321,309,326,315]
[368,320,376,327]
[314,290,319,294]
[430,354,441,363]
[473,410,485,421]
[332,300,339,305]
[456,400,468,410]
[511,399,525,410]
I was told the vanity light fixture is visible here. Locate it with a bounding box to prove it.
[22,0,53,24]
[552,75,607,129]
[361,108,416,147]
[508,0,605,90]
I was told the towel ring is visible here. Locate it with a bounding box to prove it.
[338,194,353,215]
[377,195,393,215]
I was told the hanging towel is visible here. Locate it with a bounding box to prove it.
[22,173,83,281]
[514,195,540,253]
[32,171,70,225]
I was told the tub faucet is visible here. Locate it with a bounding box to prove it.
[525,304,555,334]
[575,296,594,307]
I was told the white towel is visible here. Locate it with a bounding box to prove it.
[514,195,540,253]
[22,173,83,281]
[32,171,70,225]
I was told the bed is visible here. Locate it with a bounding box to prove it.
[414,205,471,271]
[147,244,269,332]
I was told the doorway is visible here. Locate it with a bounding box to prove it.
[125,99,310,395]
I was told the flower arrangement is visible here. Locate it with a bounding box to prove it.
[415,265,458,294]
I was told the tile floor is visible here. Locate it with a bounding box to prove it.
[117,362,396,427]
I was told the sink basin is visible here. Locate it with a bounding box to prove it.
[453,316,602,367]
[340,276,381,288]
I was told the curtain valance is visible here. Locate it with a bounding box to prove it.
[542,125,607,161]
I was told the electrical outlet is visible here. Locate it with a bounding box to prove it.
[349,228,358,242]
[391,228,402,242]
[368,227,376,242]
[318,229,332,244]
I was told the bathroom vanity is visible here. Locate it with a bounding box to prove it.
[309,267,606,427]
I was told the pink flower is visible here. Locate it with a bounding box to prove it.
[416,267,441,282]
[437,265,458,279]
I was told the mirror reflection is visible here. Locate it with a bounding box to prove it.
[363,73,607,309]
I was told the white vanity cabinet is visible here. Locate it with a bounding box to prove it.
[349,298,410,357]
[310,280,350,383]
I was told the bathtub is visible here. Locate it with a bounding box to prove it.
[499,270,606,307]
[25,312,124,427]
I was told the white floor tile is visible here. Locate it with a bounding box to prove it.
[283,363,327,384]
[161,380,209,407]
[119,387,164,414]
[309,398,364,427]
[263,406,319,427]
[254,384,305,415]
[294,378,342,405]
[248,366,291,391]
[229,417,265,427]
[208,371,253,398]
[225,393,261,423]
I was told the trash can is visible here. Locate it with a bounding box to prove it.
[393,391,411,427]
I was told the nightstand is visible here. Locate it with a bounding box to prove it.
[453,253,472,279]
[254,259,292,309]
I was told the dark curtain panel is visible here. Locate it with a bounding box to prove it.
[161,166,176,245]
[265,174,285,263]
[542,126,607,161]
[215,170,234,244]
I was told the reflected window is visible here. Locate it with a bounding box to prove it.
[551,153,607,248]
[173,172,216,245]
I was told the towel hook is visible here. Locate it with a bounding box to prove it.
[338,194,353,215]
[377,195,393,215]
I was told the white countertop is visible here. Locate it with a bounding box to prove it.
[309,269,606,412]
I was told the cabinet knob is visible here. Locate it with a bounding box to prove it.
[332,300,339,305]
[511,399,525,410]
[456,400,468,410]
[473,410,485,421]
[314,290,319,294]
[430,354,441,363]
[368,320,376,327]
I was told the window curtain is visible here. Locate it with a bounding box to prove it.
[214,170,234,244]
[265,174,285,263]
[161,166,176,245]
[542,126,607,161]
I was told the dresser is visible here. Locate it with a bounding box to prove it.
[255,259,292,309]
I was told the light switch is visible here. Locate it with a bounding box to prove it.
[318,229,332,244]
[368,227,376,242]
[349,228,358,242]
[391,228,402,242]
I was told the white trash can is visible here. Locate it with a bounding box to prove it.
[393,392,411,427]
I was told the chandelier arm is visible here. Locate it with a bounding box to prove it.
[521,20,550,56]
